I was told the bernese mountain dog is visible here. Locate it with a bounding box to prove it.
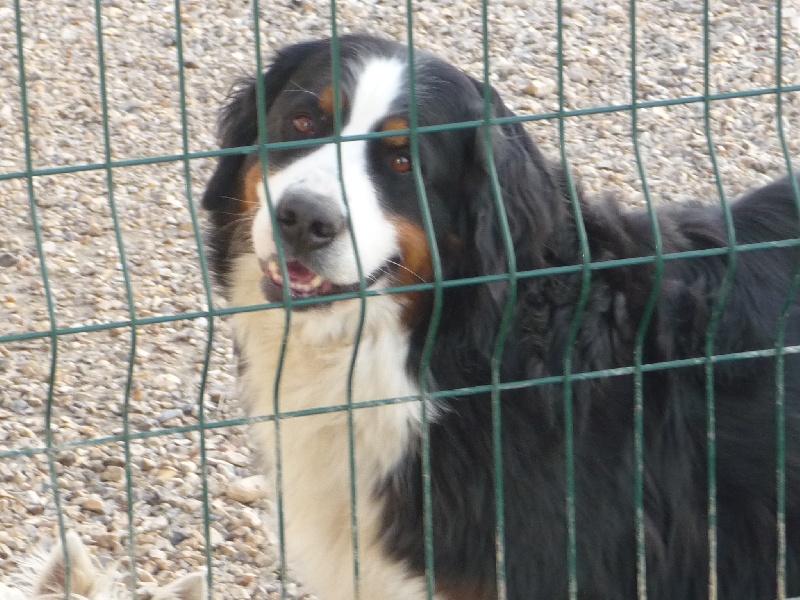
[202,34,800,600]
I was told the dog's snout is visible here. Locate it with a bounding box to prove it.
[275,190,346,253]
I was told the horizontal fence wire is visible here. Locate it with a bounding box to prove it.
[2,339,800,454]
[2,0,798,599]
[2,84,800,185]
[6,238,800,347]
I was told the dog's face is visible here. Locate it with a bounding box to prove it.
[253,48,426,304]
[203,35,518,314]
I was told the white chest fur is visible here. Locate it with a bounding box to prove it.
[229,255,433,600]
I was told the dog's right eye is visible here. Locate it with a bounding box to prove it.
[292,115,316,135]
[390,154,412,174]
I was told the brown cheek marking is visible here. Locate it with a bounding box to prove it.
[241,161,263,213]
[381,116,410,148]
[391,217,435,326]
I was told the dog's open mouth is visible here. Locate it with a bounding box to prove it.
[260,256,399,304]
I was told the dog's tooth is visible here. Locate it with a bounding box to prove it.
[289,274,328,295]
[267,259,281,279]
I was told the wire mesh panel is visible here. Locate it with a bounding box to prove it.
[1,1,799,599]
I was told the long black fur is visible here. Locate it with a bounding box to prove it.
[202,35,800,599]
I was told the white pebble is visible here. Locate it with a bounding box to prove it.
[226,475,269,504]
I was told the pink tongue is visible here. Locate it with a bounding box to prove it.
[285,260,317,285]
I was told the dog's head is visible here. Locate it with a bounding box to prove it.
[202,35,566,321]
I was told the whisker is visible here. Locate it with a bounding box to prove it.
[384,258,427,284]
[286,80,320,99]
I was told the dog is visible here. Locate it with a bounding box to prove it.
[201,34,800,600]
[0,532,206,600]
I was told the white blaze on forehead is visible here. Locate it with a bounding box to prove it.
[341,56,407,136]
[253,54,409,284]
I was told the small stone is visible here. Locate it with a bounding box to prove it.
[239,507,263,528]
[85,224,103,237]
[156,408,184,422]
[102,465,125,482]
[0,254,18,268]
[606,4,626,21]
[96,533,118,551]
[523,79,556,98]
[156,467,179,482]
[60,26,79,43]
[208,528,224,547]
[81,498,105,514]
[58,451,77,466]
[149,547,167,561]
[567,65,592,85]
[105,455,126,467]
[226,475,269,504]
[9,400,29,414]
[235,573,256,587]
[170,528,191,545]
[178,460,197,473]
[671,63,689,76]
[223,451,250,467]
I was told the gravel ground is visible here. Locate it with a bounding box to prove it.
[0,0,798,598]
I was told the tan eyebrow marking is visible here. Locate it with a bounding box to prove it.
[381,116,410,148]
[319,86,336,117]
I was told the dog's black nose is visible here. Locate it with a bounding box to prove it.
[275,190,346,253]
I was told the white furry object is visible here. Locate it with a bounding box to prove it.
[0,533,206,600]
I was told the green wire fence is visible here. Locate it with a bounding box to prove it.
[1,1,799,599]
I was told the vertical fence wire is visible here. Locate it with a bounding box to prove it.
[89,1,142,596]
[402,4,443,598]
[773,1,799,599]
[171,1,217,595]
[11,2,73,597]
[701,2,739,596]
[628,1,664,598]
[326,12,369,599]
[478,4,516,599]
[555,1,593,598]
[250,3,292,598]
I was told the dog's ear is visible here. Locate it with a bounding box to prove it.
[152,572,207,600]
[32,532,99,598]
[202,39,330,214]
[459,79,571,278]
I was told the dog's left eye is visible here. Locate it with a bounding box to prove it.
[391,154,411,173]
[292,115,316,135]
